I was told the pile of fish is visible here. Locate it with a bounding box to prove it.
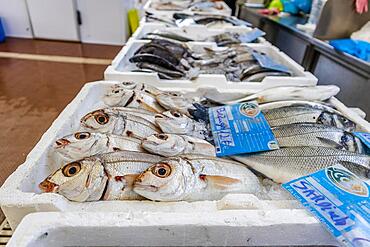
[129,39,292,81]
[39,82,370,203]
[150,0,226,12]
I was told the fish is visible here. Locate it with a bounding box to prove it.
[39,151,163,202]
[272,123,367,153]
[155,92,197,115]
[154,111,209,139]
[137,62,185,78]
[133,155,261,201]
[130,54,182,72]
[142,133,215,157]
[261,103,356,131]
[232,147,370,184]
[54,132,145,161]
[80,108,161,139]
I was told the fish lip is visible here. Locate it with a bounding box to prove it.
[39,180,59,193]
[134,184,158,192]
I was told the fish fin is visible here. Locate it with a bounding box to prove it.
[316,137,344,149]
[123,174,140,190]
[199,174,241,190]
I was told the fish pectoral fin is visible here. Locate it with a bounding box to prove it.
[316,137,344,149]
[123,174,140,190]
[200,175,241,190]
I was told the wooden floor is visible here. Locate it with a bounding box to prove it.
[0,38,122,221]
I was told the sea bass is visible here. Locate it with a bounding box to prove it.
[154,111,209,139]
[54,132,145,161]
[80,108,161,139]
[232,147,370,184]
[142,133,215,157]
[39,151,163,202]
[133,155,260,201]
[272,123,367,154]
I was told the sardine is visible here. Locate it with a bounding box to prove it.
[142,133,215,157]
[232,147,370,183]
[39,151,163,202]
[54,132,145,161]
[272,123,366,153]
[80,108,161,139]
[133,155,261,201]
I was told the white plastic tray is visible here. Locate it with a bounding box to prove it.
[7,211,337,247]
[144,0,232,18]
[0,80,368,235]
[129,22,268,44]
[106,40,317,89]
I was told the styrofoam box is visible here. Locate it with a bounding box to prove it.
[129,22,268,44]
[144,0,232,18]
[7,212,337,247]
[105,40,318,89]
[0,80,369,241]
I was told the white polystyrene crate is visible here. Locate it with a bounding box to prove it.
[0,80,369,235]
[144,0,232,18]
[129,22,268,44]
[7,212,337,247]
[106,40,317,90]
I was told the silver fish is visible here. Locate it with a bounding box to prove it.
[54,132,145,161]
[133,155,260,201]
[232,147,370,184]
[80,108,161,139]
[154,111,208,139]
[142,133,215,157]
[272,123,366,153]
[155,92,197,116]
[39,151,163,202]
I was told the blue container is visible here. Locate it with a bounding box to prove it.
[0,18,5,42]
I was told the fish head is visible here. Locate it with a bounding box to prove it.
[319,112,356,131]
[80,109,118,133]
[155,111,192,134]
[133,158,195,201]
[39,158,107,202]
[142,134,186,156]
[54,132,108,161]
[103,84,136,107]
[156,92,192,113]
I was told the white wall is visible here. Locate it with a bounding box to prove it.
[0,0,33,38]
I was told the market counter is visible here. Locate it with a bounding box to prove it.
[239,6,370,120]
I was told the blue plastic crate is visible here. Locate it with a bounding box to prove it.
[0,18,5,42]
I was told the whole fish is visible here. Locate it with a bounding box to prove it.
[39,151,163,202]
[155,111,209,139]
[232,147,370,184]
[272,123,367,153]
[81,108,161,139]
[142,133,215,157]
[155,92,197,115]
[54,132,145,161]
[133,155,261,201]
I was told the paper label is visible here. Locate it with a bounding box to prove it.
[238,28,265,43]
[208,102,278,157]
[283,165,370,247]
[252,51,291,74]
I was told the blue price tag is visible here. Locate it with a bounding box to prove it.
[354,132,370,150]
[252,51,291,74]
[208,102,278,157]
[283,165,370,247]
[239,28,265,43]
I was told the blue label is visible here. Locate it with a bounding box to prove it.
[283,165,370,247]
[354,132,370,151]
[252,51,291,74]
[208,102,278,157]
[239,28,265,43]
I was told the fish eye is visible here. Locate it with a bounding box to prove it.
[93,112,109,125]
[155,134,168,140]
[152,163,171,178]
[62,162,81,177]
[172,111,181,118]
[74,132,91,140]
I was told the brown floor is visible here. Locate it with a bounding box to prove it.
[0,39,121,221]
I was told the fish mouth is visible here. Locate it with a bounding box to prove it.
[134,184,159,192]
[54,138,71,148]
[39,180,59,193]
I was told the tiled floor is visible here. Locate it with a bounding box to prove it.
[0,39,122,221]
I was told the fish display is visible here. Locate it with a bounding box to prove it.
[39,151,163,202]
[232,147,370,184]
[133,155,261,201]
[54,132,145,161]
